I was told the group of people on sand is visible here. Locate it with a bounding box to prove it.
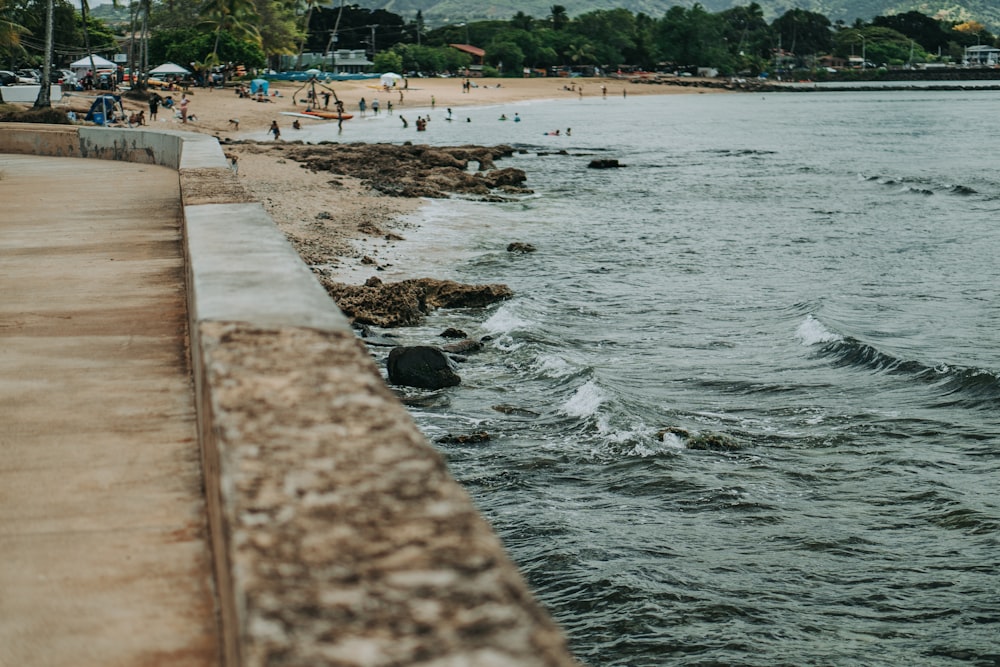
[140,92,193,124]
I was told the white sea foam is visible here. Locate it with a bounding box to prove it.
[561,380,605,418]
[534,353,573,378]
[483,304,532,335]
[795,315,843,346]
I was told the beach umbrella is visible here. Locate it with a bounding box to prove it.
[149,62,190,75]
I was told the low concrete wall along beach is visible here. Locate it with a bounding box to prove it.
[0,123,580,667]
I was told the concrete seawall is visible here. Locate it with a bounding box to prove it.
[1,123,580,666]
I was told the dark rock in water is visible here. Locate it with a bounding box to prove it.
[507,242,536,253]
[387,346,461,389]
[436,431,491,444]
[686,432,742,452]
[657,427,742,451]
[588,158,624,169]
[320,277,512,328]
[352,324,399,347]
[398,392,451,408]
[656,426,690,440]
[420,278,513,310]
[439,327,468,339]
[492,404,541,418]
[441,339,483,354]
[478,167,527,188]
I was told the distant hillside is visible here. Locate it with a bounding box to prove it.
[367,0,1000,32]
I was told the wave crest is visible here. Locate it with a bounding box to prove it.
[796,315,843,346]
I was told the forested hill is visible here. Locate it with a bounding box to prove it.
[367,0,1000,31]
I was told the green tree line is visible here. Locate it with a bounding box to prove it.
[2,0,997,83]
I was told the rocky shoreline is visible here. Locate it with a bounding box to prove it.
[228,140,532,389]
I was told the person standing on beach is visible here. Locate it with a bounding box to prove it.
[372,98,380,115]
[359,97,367,116]
[148,93,160,121]
[322,91,331,109]
[269,120,281,140]
[431,95,436,109]
[179,94,189,123]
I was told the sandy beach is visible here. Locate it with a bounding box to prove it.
[52,75,722,285]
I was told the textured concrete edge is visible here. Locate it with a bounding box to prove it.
[196,323,580,667]
[1,124,581,667]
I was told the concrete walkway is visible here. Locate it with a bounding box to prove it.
[0,155,219,665]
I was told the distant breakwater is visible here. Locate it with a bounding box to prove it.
[631,67,1000,93]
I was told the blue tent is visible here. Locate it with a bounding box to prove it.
[84,94,123,125]
[250,78,269,95]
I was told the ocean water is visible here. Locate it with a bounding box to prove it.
[310,91,1000,665]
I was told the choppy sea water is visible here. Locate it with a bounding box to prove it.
[307,91,1000,665]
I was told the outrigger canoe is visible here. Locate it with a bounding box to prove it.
[280,110,354,121]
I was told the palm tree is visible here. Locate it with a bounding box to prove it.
[294,0,322,70]
[549,5,569,31]
[200,0,261,67]
[0,0,27,104]
[568,41,595,66]
[125,0,153,91]
[0,0,26,53]
[32,0,53,108]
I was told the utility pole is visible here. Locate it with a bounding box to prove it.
[325,30,338,73]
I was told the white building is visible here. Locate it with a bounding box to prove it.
[279,50,373,74]
[964,45,1000,66]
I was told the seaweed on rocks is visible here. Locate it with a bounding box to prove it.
[276,142,532,199]
[321,276,513,328]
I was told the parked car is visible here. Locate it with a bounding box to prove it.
[0,70,17,85]
[51,68,77,85]
[16,69,40,83]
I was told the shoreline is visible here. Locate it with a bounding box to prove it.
[30,77,725,297]
[163,76,710,291]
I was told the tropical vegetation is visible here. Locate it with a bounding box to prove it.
[2,0,998,105]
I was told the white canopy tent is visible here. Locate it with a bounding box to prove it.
[70,54,116,75]
[380,72,403,88]
[148,62,190,75]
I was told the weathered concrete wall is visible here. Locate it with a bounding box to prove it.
[1,123,581,667]
[0,123,209,168]
[0,84,63,103]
